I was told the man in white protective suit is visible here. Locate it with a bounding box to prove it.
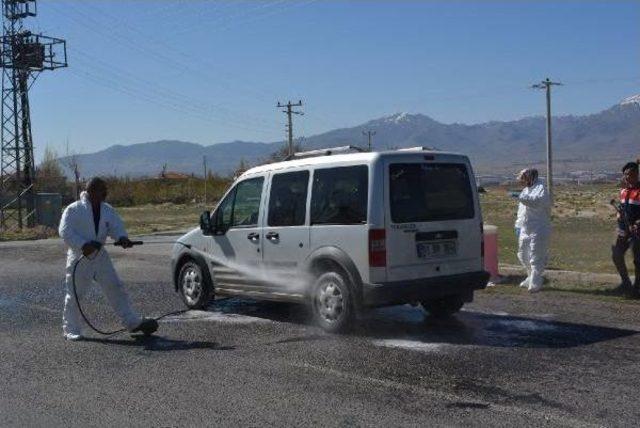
[59,177,158,340]
[515,168,551,293]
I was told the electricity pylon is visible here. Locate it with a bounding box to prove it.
[0,0,67,231]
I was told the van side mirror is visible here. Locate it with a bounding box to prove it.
[200,210,213,235]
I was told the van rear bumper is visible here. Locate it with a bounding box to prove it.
[362,270,490,307]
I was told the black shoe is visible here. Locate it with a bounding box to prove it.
[131,318,159,335]
[612,281,633,296]
[627,286,640,300]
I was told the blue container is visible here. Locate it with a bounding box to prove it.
[35,193,62,228]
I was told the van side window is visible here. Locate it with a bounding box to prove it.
[268,171,309,227]
[232,177,264,227]
[215,177,264,231]
[215,187,235,232]
[311,165,368,225]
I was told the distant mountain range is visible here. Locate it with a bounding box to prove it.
[58,96,640,178]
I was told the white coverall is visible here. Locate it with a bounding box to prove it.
[516,179,551,291]
[515,201,525,234]
[59,191,141,336]
[514,202,527,287]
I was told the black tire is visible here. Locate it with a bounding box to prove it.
[421,295,464,318]
[310,271,355,333]
[178,259,213,309]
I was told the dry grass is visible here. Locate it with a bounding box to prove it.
[482,274,636,305]
[0,225,58,242]
[481,183,621,274]
[1,182,628,277]
[118,203,207,235]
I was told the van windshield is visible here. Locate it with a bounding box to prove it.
[389,163,474,223]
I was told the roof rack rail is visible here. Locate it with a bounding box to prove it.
[285,145,365,160]
[395,146,439,151]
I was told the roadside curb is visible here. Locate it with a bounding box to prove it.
[134,229,190,237]
[499,263,620,285]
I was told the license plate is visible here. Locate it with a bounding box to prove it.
[417,240,457,259]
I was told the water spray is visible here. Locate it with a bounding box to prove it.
[72,238,314,337]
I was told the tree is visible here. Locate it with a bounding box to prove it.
[263,140,303,165]
[62,140,81,200]
[36,146,67,194]
[233,158,248,178]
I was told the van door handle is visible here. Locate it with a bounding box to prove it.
[266,232,279,241]
[247,232,260,241]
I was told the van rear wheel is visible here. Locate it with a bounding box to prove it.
[421,296,464,318]
[311,271,354,333]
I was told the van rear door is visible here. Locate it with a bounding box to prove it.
[384,157,482,282]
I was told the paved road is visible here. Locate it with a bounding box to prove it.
[1,236,639,427]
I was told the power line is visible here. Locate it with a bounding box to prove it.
[277,100,303,156]
[166,0,291,38]
[362,130,376,151]
[531,77,563,202]
[68,1,282,102]
[68,66,276,135]
[46,2,285,128]
[71,49,280,132]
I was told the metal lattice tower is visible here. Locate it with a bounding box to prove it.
[0,0,66,230]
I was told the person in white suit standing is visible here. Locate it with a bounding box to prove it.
[59,177,158,340]
[515,168,551,293]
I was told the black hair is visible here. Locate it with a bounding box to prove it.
[86,177,107,192]
[622,162,639,173]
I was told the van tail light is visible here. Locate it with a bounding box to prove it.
[369,229,386,267]
[480,221,485,260]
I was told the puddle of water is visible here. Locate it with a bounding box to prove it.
[494,319,558,332]
[370,305,426,324]
[160,309,270,325]
[490,311,510,317]
[531,313,556,321]
[372,339,445,353]
[462,308,509,317]
[0,297,15,307]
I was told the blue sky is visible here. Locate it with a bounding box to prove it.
[29,0,640,160]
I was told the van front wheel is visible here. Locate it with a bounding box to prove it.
[178,260,213,309]
[311,271,354,333]
[421,296,464,318]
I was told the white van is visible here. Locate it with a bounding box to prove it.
[171,147,489,332]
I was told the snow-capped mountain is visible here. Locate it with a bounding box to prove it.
[58,99,640,177]
[620,94,640,106]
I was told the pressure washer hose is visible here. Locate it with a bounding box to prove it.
[71,240,191,336]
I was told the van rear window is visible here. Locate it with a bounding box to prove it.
[389,163,474,223]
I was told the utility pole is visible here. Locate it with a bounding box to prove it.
[277,100,303,156]
[531,77,562,202]
[202,155,207,206]
[0,0,67,231]
[362,130,376,151]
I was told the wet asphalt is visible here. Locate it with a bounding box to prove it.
[1,236,639,427]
